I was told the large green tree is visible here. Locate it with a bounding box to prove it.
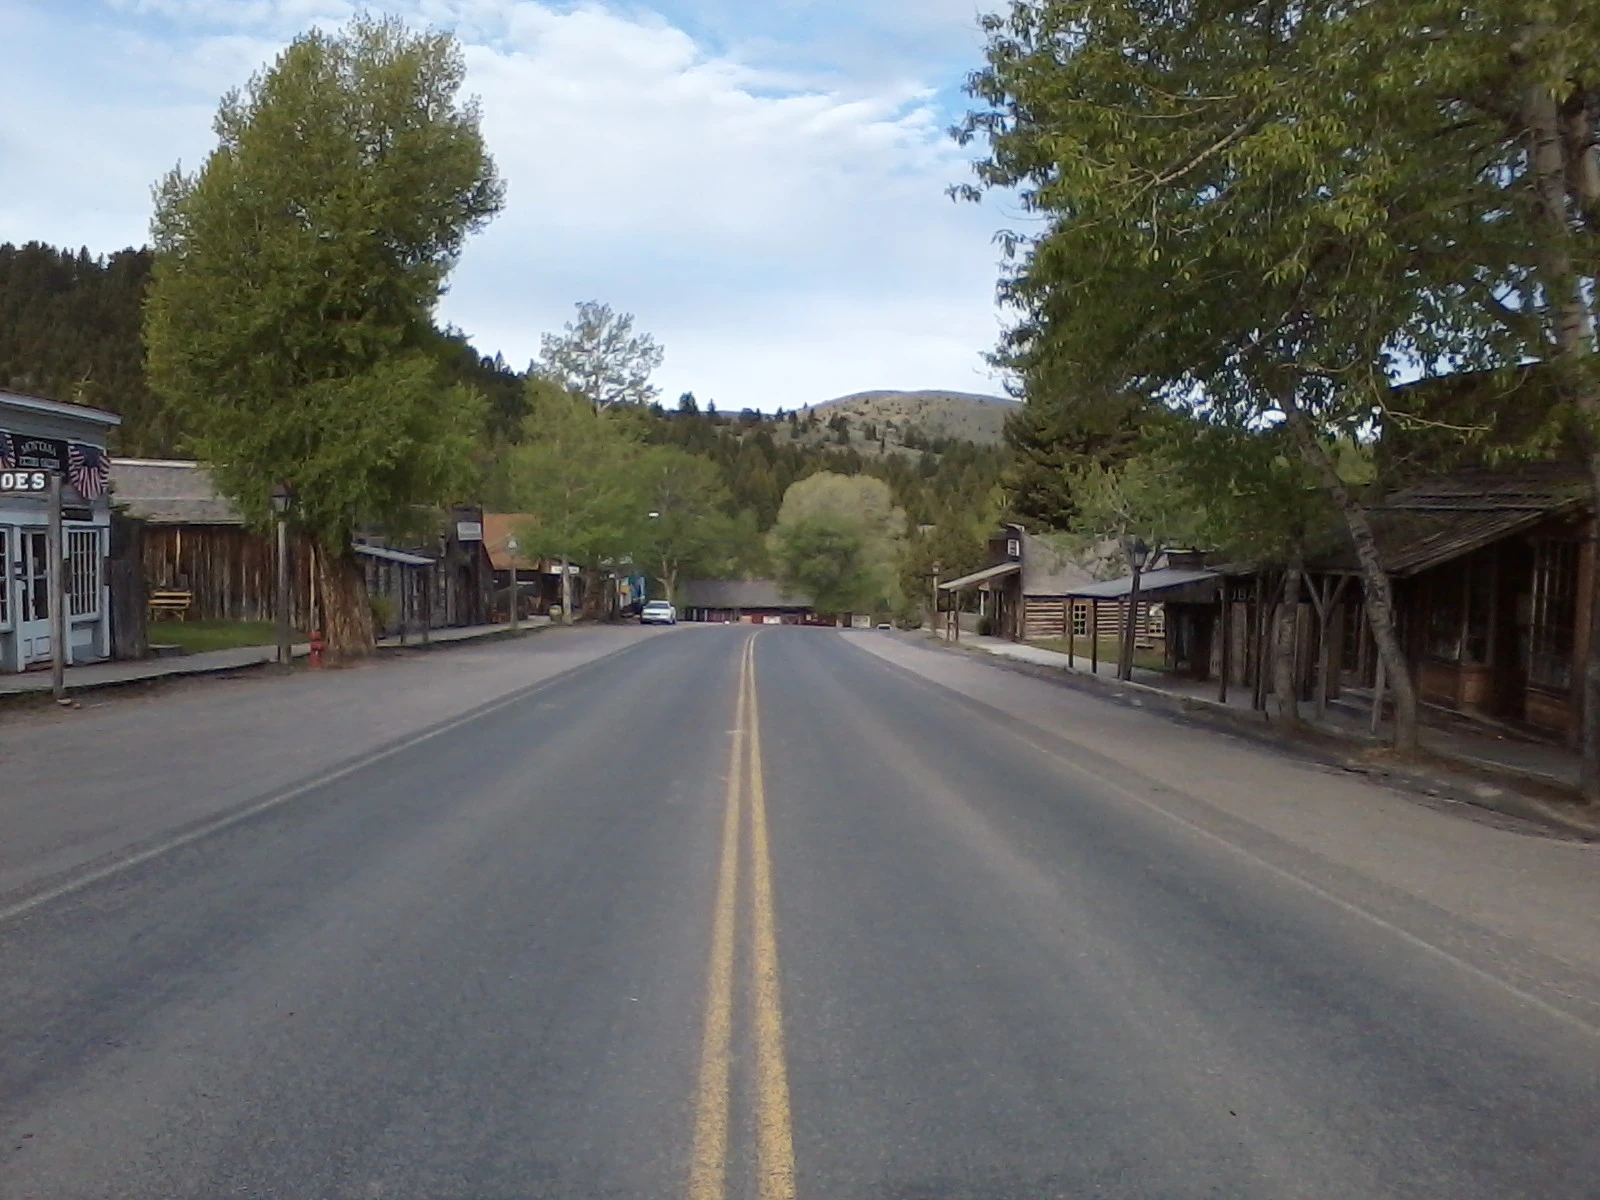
[954,0,1476,749]
[145,15,503,657]
[634,445,752,603]
[508,384,642,622]
[769,472,905,615]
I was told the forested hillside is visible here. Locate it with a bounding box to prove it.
[1,241,1009,544]
[0,242,170,454]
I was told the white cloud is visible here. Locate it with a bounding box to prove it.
[0,0,1013,407]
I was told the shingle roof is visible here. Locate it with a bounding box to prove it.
[679,579,814,609]
[1311,465,1590,577]
[109,458,245,525]
[1020,531,1097,596]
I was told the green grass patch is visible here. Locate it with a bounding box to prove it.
[148,619,282,654]
[1030,635,1167,673]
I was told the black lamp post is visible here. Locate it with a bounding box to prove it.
[270,482,293,670]
[506,536,520,631]
[1118,535,1150,682]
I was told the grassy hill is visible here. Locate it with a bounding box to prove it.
[796,390,1017,453]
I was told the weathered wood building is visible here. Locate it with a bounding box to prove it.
[680,580,817,624]
[1315,466,1593,741]
[110,458,315,627]
[938,523,1097,640]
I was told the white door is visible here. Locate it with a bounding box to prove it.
[17,530,52,667]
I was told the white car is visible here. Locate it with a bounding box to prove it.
[640,600,677,626]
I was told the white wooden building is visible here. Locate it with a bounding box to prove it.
[0,391,120,672]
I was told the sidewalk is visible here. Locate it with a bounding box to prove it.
[0,617,553,700]
[934,627,1592,816]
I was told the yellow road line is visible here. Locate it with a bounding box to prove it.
[687,636,751,1200]
[746,639,798,1200]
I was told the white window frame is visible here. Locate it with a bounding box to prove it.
[67,527,101,620]
[0,527,10,630]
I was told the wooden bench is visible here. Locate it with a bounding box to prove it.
[148,589,193,620]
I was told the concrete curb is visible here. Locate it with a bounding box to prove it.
[914,630,1600,842]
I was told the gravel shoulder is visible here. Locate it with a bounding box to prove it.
[845,630,1600,991]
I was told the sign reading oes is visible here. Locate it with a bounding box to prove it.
[0,469,49,493]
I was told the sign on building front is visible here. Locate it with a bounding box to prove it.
[0,469,48,493]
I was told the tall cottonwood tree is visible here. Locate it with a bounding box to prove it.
[145,16,503,658]
[508,385,642,623]
[954,0,1495,751]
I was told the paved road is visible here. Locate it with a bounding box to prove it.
[1,628,1596,1198]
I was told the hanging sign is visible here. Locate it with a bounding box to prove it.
[0,432,68,473]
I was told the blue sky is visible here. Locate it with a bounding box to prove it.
[0,0,1023,410]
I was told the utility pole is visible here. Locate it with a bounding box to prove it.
[48,471,66,703]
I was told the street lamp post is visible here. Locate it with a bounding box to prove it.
[506,536,520,631]
[271,482,292,671]
[1118,536,1150,682]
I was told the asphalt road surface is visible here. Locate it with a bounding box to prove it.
[2,627,1597,1199]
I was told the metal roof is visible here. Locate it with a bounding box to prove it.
[939,561,1020,591]
[680,579,814,609]
[0,389,122,427]
[1066,567,1220,600]
[355,544,434,567]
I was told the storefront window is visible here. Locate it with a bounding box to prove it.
[1072,602,1088,636]
[1426,560,1465,662]
[1529,538,1578,691]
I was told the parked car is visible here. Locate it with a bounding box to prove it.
[640,600,677,626]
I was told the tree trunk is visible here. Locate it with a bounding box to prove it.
[559,557,573,625]
[1525,79,1600,801]
[1271,559,1304,730]
[1279,388,1418,752]
[315,543,375,662]
[1118,566,1143,681]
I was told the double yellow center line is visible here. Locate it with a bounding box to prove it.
[688,635,797,1200]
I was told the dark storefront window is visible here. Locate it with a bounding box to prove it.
[1426,560,1466,662]
[1424,552,1495,665]
[1529,538,1579,691]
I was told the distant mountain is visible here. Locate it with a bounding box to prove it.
[800,389,1018,450]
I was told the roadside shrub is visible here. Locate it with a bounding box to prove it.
[976,616,994,637]
[369,593,397,633]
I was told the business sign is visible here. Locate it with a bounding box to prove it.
[0,433,68,473]
[0,468,49,493]
[456,520,483,542]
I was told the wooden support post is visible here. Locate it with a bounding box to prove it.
[48,472,66,703]
[1091,602,1099,675]
[1218,584,1230,704]
[1068,602,1075,668]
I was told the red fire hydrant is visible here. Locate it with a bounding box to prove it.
[309,629,324,669]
